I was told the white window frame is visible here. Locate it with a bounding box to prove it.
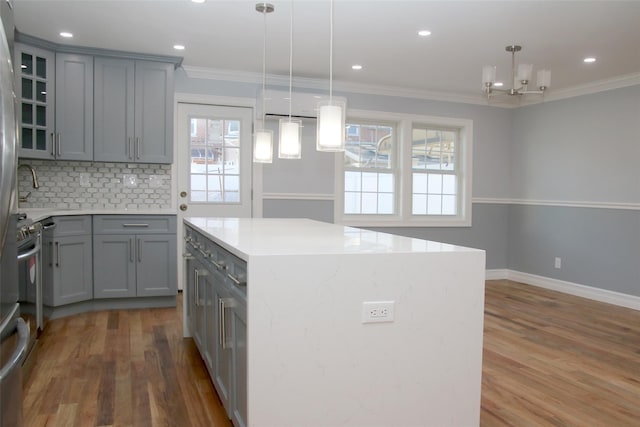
[335,109,473,227]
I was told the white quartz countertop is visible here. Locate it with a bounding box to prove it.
[21,208,175,222]
[184,217,481,259]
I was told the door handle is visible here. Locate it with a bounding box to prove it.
[194,270,200,307]
[0,318,30,381]
[57,133,61,156]
[137,238,142,263]
[55,241,59,267]
[129,238,134,263]
[180,204,188,211]
[136,137,141,159]
[128,137,133,160]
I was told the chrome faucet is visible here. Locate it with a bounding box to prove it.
[18,164,40,202]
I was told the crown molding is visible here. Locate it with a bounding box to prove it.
[182,66,640,109]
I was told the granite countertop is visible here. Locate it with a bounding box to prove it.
[184,217,481,259]
[21,208,176,222]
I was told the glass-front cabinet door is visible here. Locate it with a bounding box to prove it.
[15,43,55,159]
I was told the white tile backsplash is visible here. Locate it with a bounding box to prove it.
[17,160,172,210]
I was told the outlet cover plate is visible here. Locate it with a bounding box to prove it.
[362,301,395,324]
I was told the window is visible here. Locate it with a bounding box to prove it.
[343,121,396,215]
[189,117,241,203]
[336,110,472,227]
[411,126,457,215]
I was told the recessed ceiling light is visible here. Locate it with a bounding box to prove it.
[494,82,504,87]
[173,44,185,50]
[59,32,73,38]
[351,64,363,70]
[583,57,596,63]
[418,30,431,37]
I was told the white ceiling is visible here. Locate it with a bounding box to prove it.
[12,0,640,104]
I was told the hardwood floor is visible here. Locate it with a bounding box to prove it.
[24,280,640,426]
[23,294,232,427]
[481,280,640,426]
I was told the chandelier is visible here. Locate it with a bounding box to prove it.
[482,45,551,100]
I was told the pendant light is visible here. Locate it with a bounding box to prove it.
[316,0,345,152]
[253,3,275,163]
[278,0,302,159]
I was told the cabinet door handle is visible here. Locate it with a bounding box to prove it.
[56,133,61,156]
[123,223,149,228]
[50,133,55,157]
[227,273,246,287]
[137,238,142,263]
[136,137,141,159]
[219,298,224,347]
[194,270,200,307]
[129,238,134,262]
[55,241,59,267]
[48,242,53,266]
[128,137,133,160]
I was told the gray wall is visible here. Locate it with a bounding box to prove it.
[509,86,640,296]
[176,70,640,296]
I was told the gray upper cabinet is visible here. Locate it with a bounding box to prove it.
[15,44,93,161]
[55,53,94,161]
[15,43,55,159]
[94,58,174,163]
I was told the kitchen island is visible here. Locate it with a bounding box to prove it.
[184,217,486,427]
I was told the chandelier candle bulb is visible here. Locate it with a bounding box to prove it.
[517,63,532,83]
[482,65,496,85]
[537,69,551,89]
[278,119,302,159]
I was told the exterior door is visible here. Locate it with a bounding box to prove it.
[176,103,253,292]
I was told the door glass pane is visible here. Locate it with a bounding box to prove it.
[189,117,243,204]
[21,128,33,149]
[22,78,32,100]
[21,53,32,75]
[36,105,46,127]
[21,103,32,124]
[36,81,47,103]
[36,130,47,151]
[36,56,47,78]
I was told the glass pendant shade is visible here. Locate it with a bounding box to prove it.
[536,69,551,89]
[253,129,273,163]
[482,65,496,85]
[278,119,302,159]
[316,100,345,152]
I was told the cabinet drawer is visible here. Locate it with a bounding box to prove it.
[93,215,176,234]
[43,215,92,236]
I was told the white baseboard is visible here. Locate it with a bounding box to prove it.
[485,269,508,280]
[506,270,640,311]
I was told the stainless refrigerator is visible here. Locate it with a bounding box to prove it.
[1,0,28,425]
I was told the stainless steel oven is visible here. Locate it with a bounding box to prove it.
[16,215,42,382]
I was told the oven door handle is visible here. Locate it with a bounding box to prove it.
[17,239,42,261]
[0,318,30,381]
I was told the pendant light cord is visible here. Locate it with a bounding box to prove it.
[288,0,293,119]
[329,0,333,104]
[262,8,267,125]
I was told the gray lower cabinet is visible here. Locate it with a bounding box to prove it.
[184,225,247,427]
[42,216,93,306]
[94,57,174,163]
[93,215,177,298]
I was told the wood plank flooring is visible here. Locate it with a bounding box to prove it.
[23,280,640,426]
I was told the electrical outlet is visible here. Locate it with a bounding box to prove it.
[362,301,395,324]
[555,257,562,269]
